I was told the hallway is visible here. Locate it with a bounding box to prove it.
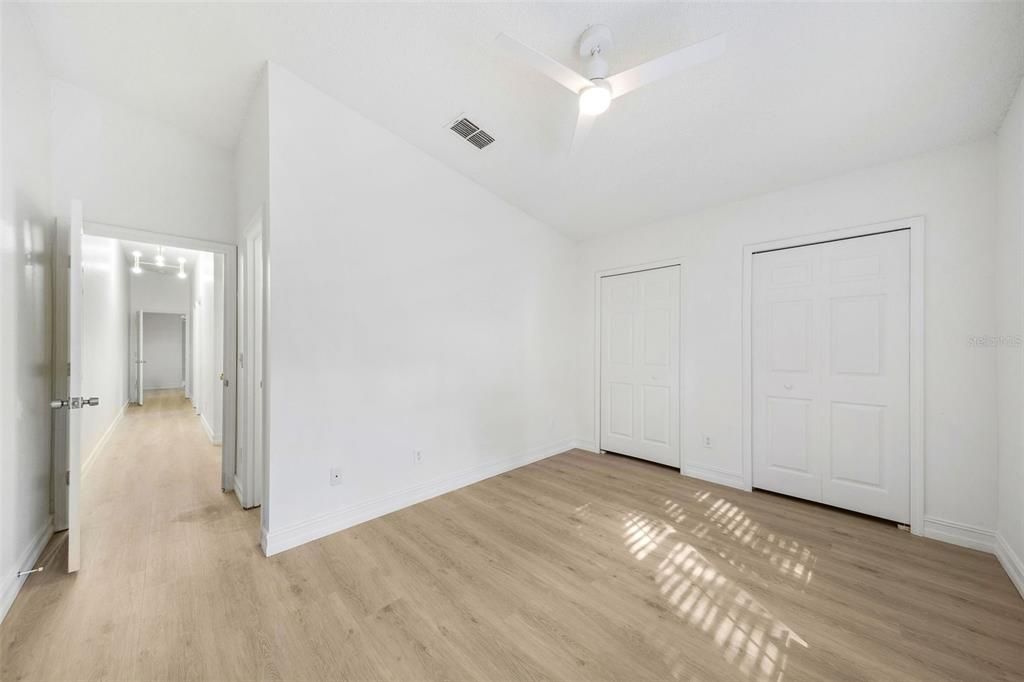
[1,389,256,680]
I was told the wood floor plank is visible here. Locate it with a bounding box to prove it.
[2,388,1022,681]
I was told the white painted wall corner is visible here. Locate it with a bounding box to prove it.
[996,533,1024,601]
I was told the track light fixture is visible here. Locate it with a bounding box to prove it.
[129,247,188,278]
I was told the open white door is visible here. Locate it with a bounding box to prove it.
[50,200,97,573]
[136,310,145,405]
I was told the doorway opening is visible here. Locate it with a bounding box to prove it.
[50,206,240,573]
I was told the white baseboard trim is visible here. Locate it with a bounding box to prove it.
[199,413,222,446]
[572,439,598,453]
[995,533,1024,600]
[82,402,127,478]
[263,438,575,556]
[0,517,53,624]
[922,517,996,553]
[683,463,746,490]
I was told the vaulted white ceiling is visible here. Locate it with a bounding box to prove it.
[24,3,1024,239]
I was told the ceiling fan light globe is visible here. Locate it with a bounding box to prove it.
[579,83,611,116]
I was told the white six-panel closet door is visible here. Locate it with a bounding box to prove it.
[600,266,680,468]
[752,231,910,523]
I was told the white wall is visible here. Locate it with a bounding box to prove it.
[80,235,129,462]
[235,68,268,238]
[996,77,1024,595]
[262,64,577,554]
[142,313,184,390]
[130,269,190,314]
[50,80,235,243]
[576,138,1000,537]
[0,2,54,621]
[190,251,223,443]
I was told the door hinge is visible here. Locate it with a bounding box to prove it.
[67,255,71,268]
[67,362,71,377]
[65,470,70,486]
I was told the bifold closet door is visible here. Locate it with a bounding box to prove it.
[600,266,680,468]
[752,230,910,523]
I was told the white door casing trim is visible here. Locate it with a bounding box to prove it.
[238,208,266,511]
[592,258,685,473]
[741,216,925,534]
[83,220,239,493]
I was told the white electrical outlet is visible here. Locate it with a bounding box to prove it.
[330,467,343,486]
[413,449,423,464]
[703,435,713,448]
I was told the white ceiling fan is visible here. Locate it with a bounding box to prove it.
[496,25,727,155]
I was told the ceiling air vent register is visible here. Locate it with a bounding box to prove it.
[448,117,495,150]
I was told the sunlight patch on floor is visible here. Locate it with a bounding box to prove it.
[622,506,810,681]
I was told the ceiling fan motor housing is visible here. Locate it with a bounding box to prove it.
[579,24,613,81]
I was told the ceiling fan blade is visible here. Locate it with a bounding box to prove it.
[495,32,593,94]
[569,109,595,156]
[607,33,726,99]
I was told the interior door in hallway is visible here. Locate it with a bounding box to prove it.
[752,229,910,523]
[51,200,87,572]
[600,266,681,468]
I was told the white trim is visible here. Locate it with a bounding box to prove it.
[233,474,248,510]
[741,216,926,534]
[199,413,222,446]
[0,517,53,624]
[263,438,575,556]
[922,517,995,553]
[573,439,598,453]
[239,209,266,512]
[592,258,685,471]
[84,219,238,493]
[82,401,127,478]
[996,533,1024,600]
[683,463,746,490]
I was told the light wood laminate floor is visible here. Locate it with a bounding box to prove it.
[2,388,1023,681]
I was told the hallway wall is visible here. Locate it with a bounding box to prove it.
[80,235,129,468]
[190,252,223,443]
[0,2,54,622]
